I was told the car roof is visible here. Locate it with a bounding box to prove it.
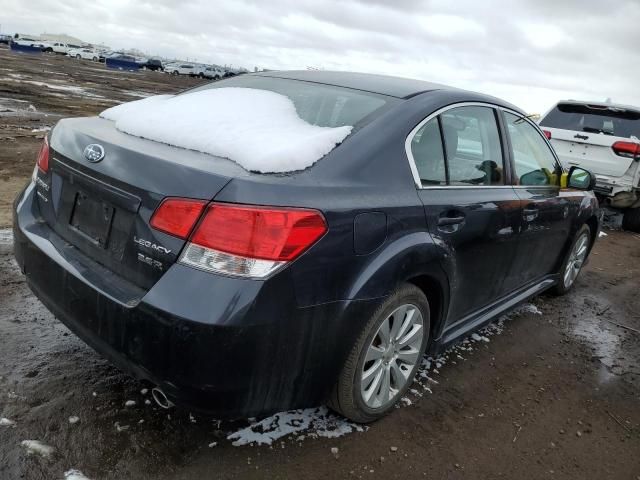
[555,99,640,114]
[253,70,453,99]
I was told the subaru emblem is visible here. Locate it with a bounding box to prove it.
[84,144,105,163]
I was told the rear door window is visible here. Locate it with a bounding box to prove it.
[505,112,561,186]
[441,106,505,186]
[540,103,640,138]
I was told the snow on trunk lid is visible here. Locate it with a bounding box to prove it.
[99,88,353,173]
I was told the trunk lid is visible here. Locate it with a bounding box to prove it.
[40,117,248,290]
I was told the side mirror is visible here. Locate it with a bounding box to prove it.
[567,166,595,190]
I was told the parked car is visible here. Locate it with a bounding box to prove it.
[201,66,225,80]
[539,100,640,231]
[46,42,83,55]
[167,63,196,76]
[13,71,599,422]
[105,54,140,71]
[68,48,100,61]
[0,34,11,45]
[141,58,164,71]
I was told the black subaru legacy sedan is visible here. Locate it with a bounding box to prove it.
[13,71,599,422]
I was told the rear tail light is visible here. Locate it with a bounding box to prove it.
[179,203,327,278]
[150,198,207,239]
[36,136,50,173]
[542,130,552,140]
[612,141,640,159]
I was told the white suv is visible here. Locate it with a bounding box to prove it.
[167,64,196,76]
[539,100,640,231]
[68,48,100,61]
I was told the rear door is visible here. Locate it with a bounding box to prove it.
[504,111,572,285]
[539,102,640,177]
[409,104,523,324]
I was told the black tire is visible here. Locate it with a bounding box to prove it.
[172,71,178,75]
[92,56,98,62]
[328,284,430,423]
[622,208,640,233]
[551,224,591,296]
[76,54,81,59]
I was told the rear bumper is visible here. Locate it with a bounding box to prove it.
[13,183,378,417]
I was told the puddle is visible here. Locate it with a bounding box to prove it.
[572,319,621,383]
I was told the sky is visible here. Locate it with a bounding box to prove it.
[2,0,640,113]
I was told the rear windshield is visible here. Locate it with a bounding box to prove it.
[188,75,395,129]
[540,103,640,138]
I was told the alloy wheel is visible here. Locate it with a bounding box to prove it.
[564,233,589,288]
[360,304,424,409]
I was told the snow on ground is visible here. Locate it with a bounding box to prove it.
[1,417,16,426]
[99,88,352,173]
[226,406,366,446]
[64,469,91,480]
[0,229,13,245]
[21,440,55,458]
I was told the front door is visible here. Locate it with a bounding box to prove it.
[502,111,572,286]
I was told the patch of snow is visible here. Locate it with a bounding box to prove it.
[1,417,16,426]
[99,88,353,173]
[227,406,365,446]
[68,416,79,424]
[21,440,55,458]
[208,442,218,448]
[123,91,153,98]
[64,469,91,480]
[124,400,136,407]
[598,231,608,238]
[140,388,148,395]
[31,126,51,133]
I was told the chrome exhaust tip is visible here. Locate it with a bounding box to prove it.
[151,387,174,409]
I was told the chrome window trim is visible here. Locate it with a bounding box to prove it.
[405,102,562,189]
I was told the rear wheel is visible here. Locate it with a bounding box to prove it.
[76,54,81,59]
[92,56,98,62]
[622,207,640,233]
[551,224,591,295]
[329,284,430,423]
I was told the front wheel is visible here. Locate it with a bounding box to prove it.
[76,54,81,59]
[328,284,430,423]
[551,224,591,295]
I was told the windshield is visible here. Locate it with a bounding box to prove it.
[189,75,395,129]
[540,103,640,138]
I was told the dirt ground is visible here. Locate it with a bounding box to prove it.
[1,45,640,480]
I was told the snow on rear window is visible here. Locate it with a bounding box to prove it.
[99,88,353,173]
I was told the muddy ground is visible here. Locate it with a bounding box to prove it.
[1,45,640,480]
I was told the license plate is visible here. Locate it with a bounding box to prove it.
[69,191,115,248]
